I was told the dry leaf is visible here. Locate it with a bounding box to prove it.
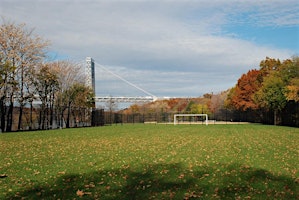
[76,189,84,197]
[0,174,8,178]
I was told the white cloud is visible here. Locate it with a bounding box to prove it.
[1,0,298,98]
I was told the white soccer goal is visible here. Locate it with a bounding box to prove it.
[174,114,208,125]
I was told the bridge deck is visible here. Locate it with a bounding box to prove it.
[94,96,156,103]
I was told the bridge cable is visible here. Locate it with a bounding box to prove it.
[95,62,156,98]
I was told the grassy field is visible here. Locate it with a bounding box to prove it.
[0,124,298,199]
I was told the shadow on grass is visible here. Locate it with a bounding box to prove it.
[6,163,298,199]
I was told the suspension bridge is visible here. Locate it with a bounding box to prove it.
[85,57,158,103]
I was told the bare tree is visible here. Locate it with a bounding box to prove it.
[50,61,85,128]
[0,20,49,131]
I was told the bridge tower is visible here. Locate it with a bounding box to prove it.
[85,57,95,94]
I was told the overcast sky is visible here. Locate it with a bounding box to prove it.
[1,0,298,98]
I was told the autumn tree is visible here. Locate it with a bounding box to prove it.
[286,78,299,102]
[229,69,261,111]
[210,90,228,112]
[255,75,286,125]
[0,61,16,131]
[190,103,210,114]
[126,104,140,123]
[129,104,140,114]
[64,83,94,128]
[0,20,48,131]
[167,98,179,110]
[259,57,281,75]
[34,63,59,129]
[255,57,298,125]
[284,56,299,102]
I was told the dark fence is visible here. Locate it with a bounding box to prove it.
[1,102,298,132]
[0,105,93,132]
[91,109,105,126]
[100,110,257,125]
[97,105,298,127]
[281,101,299,127]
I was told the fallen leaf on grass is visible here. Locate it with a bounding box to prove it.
[84,182,96,188]
[184,191,203,199]
[76,189,84,197]
[178,174,185,179]
[36,192,42,196]
[0,174,8,178]
[33,170,40,175]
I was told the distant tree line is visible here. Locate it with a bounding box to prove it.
[0,20,94,132]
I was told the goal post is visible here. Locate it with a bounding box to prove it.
[174,114,208,125]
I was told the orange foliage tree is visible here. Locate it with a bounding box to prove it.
[227,69,261,111]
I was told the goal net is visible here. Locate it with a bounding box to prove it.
[174,114,208,125]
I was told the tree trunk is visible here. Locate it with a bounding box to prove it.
[18,105,23,130]
[39,108,42,130]
[29,101,33,130]
[66,103,71,128]
[49,108,53,129]
[60,110,64,128]
[18,66,24,131]
[39,103,45,130]
[50,92,55,129]
[42,105,47,130]
[72,110,77,127]
[274,109,281,125]
[0,99,6,132]
[6,99,14,132]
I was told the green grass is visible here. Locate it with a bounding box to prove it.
[0,124,298,199]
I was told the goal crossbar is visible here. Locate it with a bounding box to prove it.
[174,114,208,125]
